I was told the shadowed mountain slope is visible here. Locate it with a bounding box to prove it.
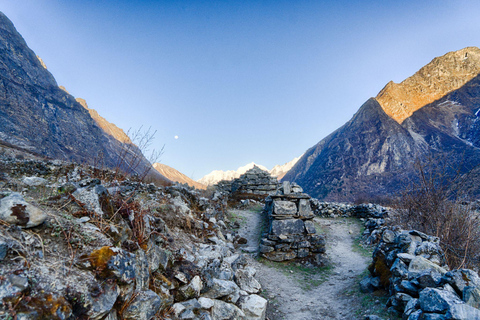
[283,47,480,201]
[0,12,169,184]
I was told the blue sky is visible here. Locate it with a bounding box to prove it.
[2,0,480,179]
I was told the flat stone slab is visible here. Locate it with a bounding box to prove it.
[272,200,297,217]
[270,219,305,236]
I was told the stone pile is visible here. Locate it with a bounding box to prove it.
[259,182,326,264]
[231,166,280,195]
[0,156,268,320]
[309,200,389,219]
[214,166,280,196]
[361,222,480,319]
[309,199,353,217]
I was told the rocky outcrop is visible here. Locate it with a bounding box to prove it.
[153,162,207,190]
[0,12,169,184]
[0,153,266,319]
[361,220,480,319]
[377,47,480,124]
[284,47,480,201]
[260,182,326,263]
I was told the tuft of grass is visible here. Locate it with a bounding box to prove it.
[226,210,247,229]
[258,257,334,291]
[344,270,401,320]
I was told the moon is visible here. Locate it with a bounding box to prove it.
[174,135,179,139]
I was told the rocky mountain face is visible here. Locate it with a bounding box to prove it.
[153,162,206,189]
[269,155,301,180]
[0,12,168,184]
[283,47,480,201]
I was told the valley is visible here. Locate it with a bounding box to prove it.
[1,5,480,320]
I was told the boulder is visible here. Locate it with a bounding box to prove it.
[238,294,267,320]
[211,299,245,320]
[446,303,480,320]
[416,270,442,289]
[272,200,297,218]
[198,297,215,309]
[445,269,480,296]
[72,185,106,216]
[270,219,305,236]
[382,229,396,243]
[22,176,48,186]
[390,258,408,279]
[0,274,28,301]
[463,286,480,309]
[121,290,162,320]
[89,246,136,284]
[203,279,240,300]
[0,192,47,228]
[419,288,463,313]
[234,267,261,294]
[297,199,314,219]
[87,282,120,320]
[408,257,447,276]
[304,220,316,234]
[360,276,377,293]
[177,276,203,301]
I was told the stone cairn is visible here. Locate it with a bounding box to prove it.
[215,165,280,196]
[231,165,280,195]
[259,181,326,264]
[361,221,480,319]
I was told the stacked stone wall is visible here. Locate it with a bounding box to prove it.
[260,182,326,264]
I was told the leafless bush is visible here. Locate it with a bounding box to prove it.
[108,126,164,183]
[393,155,480,269]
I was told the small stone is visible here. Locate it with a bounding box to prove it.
[238,294,267,320]
[122,290,161,320]
[22,176,47,186]
[0,239,8,260]
[0,193,47,228]
[198,297,214,309]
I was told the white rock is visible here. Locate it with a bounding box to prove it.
[238,294,267,320]
[211,299,245,320]
[22,176,47,186]
[172,303,186,317]
[0,193,47,228]
[198,297,214,309]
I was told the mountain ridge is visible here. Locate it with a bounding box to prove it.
[153,163,206,189]
[0,11,169,184]
[283,47,480,201]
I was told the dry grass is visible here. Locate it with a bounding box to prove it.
[393,155,480,269]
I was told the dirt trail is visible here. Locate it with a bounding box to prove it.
[232,209,369,320]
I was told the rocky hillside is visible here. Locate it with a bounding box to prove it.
[0,147,267,320]
[153,163,206,190]
[0,12,169,185]
[283,47,480,201]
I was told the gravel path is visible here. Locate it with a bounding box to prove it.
[233,209,369,320]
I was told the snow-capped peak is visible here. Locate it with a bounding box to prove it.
[197,157,301,186]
